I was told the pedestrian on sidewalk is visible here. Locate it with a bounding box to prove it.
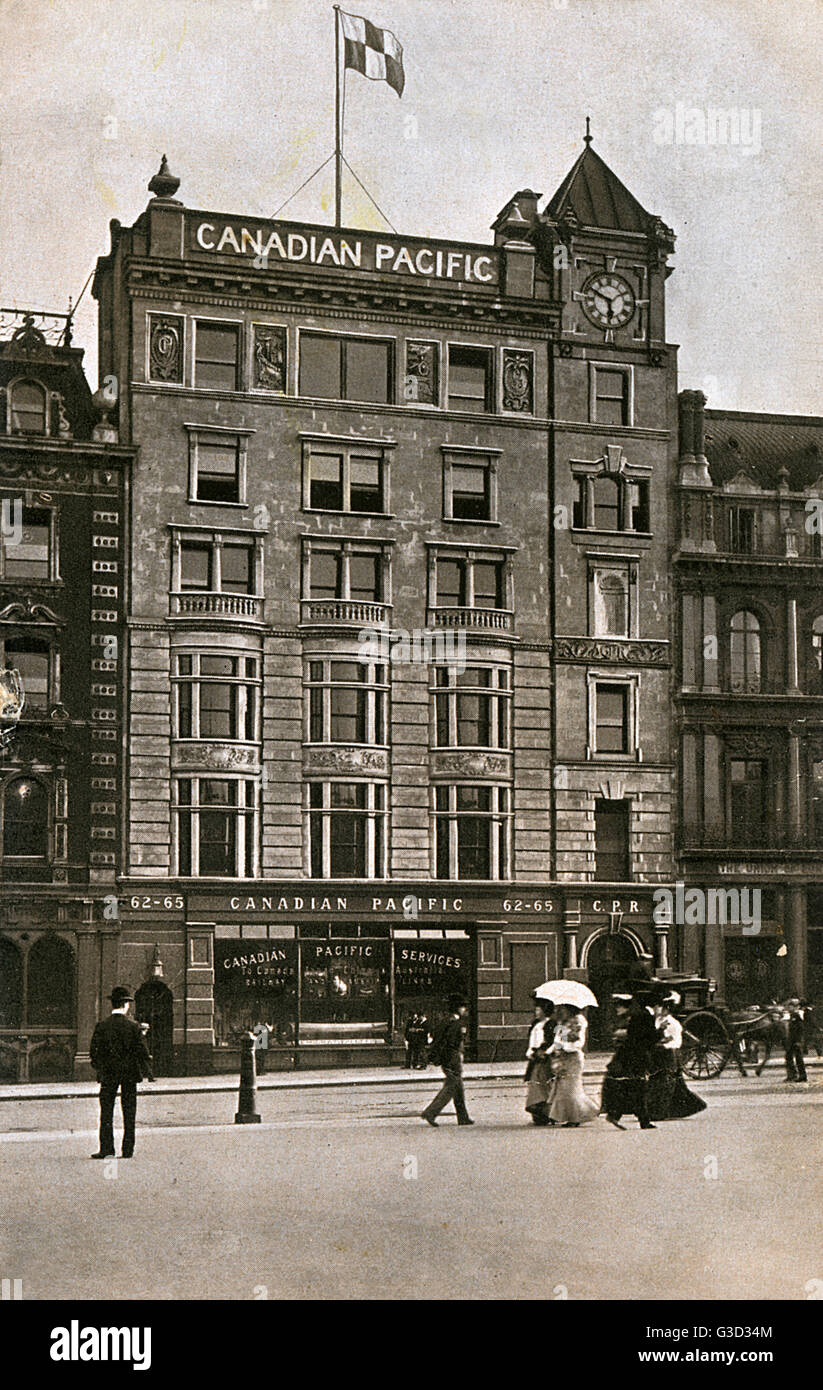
[89,986,154,1159]
[785,998,808,1083]
[421,996,474,1127]
[547,1005,600,1127]
[601,992,658,1130]
[524,997,554,1125]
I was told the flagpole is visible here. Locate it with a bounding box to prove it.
[334,5,343,227]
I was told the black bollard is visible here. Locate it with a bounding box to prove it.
[235,1032,262,1124]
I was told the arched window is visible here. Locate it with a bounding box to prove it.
[730,611,761,692]
[595,572,629,636]
[3,776,49,857]
[10,380,47,435]
[0,937,23,1028]
[592,475,620,530]
[27,934,74,1026]
[812,616,823,672]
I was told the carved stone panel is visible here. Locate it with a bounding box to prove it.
[554,637,669,667]
[148,314,184,383]
[252,324,287,392]
[172,741,260,772]
[430,749,513,779]
[405,341,438,405]
[502,350,533,413]
[303,745,389,776]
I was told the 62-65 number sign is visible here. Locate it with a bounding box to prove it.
[129,895,185,910]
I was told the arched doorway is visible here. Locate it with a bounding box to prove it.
[0,937,23,1028]
[585,931,641,1048]
[135,980,174,1075]
[27,934,74,1026]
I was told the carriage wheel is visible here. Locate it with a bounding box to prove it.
[681,1011,730,1079]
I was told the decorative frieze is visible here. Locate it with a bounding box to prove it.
[553,637,669,666]
[172,741,260,772]
[303,745,389,776]
[502,349,533,412]
[431,750,512,779]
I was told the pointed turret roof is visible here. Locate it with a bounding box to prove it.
[546,128,651,232]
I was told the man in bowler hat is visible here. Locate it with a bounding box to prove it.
[89,986,154,1159]
[420,996,474,1127]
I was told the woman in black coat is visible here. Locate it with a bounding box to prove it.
[601,994,659,1130]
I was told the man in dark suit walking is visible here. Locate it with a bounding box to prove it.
[89,986,153,1159]
[420,997,474,1127]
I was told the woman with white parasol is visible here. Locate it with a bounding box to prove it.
[535,981,601,1128]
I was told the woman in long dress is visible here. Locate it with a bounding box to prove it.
[547,1005,600,1127]
[524,999,554,1125]
[649,998,707,1120]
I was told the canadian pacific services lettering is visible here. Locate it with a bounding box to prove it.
[193,221,496,283]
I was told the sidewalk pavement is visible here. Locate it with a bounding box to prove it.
[0,1052,818,1104]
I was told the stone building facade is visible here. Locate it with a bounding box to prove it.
[0,309,132,1080]
[90,139,678,1070]
[675,392,823,1007]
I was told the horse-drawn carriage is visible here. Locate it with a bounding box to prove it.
[629,973,814,1079]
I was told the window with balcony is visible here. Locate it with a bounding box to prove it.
[728,506,757,554]
[194,322,240,391]
[442,450,498,523]
[302,539,390,624]
[173,653,260,741]
[178,538,254,593]
[432,553,508,624]
[308,781,386,877]
[434,784,510,879]
[9,380,48,434]
[0,506,54,580]
[433,667,510,748]
[175,777,258,877]
[729,611,761,692]
[303,443,388,514]
[172,533,260,620]
[307,660,387,744]
[1,636,52,712]
[594,799,630,880]
[299,333,392,404]
[728,759,765,844]
[447,345,493,412]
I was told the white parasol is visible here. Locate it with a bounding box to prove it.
[534,980,599,1009]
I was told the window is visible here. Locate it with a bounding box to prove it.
[2,637,51,711]
[299,333,392,404]
[194,322,240,391]
[729,611,761,693]
[189,431,248,505]
[304,444,388,514]
[26,934,74,1026]
[10,380,48,434]
[594,799,630,881]
[308,781,386,877]
[443,451,497,522]
[0,937,23,1028]
[175,777,258,877]
[434,667,511,749]
[178,538,255,594]
[729,759,765,844]
[595,684,629,753]
[307,660,388,744]
[1,506,52,580]
[434,784,510,880]
[593,368,629,426]
[304,542,387,608]
[812,616,823,672]
[592,475,620,530]
[728,506,756,554]
[592,568,630,638]
[3,776,49,858]
[447,345,492,412]
[812,761,823,846]
[173,653,260,741]
[627,481,650,531]
[434,555,506,611]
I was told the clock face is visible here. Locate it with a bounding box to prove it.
[581,272,636,329]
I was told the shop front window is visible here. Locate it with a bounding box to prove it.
[213,938,298,1048]
[300,938,390,1024]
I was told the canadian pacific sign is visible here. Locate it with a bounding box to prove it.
[188,215,498,286]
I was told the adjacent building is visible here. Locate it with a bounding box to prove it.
[91,139,678,1070]
[0,309,132,1080]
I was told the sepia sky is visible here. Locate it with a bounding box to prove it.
[0,0,820,413]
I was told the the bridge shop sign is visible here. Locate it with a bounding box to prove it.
[188,216,498,286]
